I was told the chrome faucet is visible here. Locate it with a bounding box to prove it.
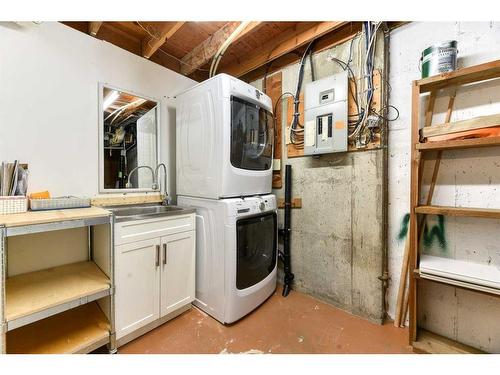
[126,165,156,189]
[155,163,169,205]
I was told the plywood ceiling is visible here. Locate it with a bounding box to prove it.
[61,21,401,82]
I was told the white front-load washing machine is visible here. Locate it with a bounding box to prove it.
[176,73,274,199]
[177,194,277,324]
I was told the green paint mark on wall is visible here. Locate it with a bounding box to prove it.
[423,215,447,250]
[397,213,410,241]
[396,213,447,250]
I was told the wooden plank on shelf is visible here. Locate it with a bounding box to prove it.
[0,206,110,228]
[265,72,283,189]
[412,329,484,354]
[417,59,500,93]
[424,126,500,143]
[91,193,163,207]
[415,205,500,219]
[6,261,110,321]
[416,136,500,151]
[277,198,302,209]
[7,302,109,354]
[422,113,500,138]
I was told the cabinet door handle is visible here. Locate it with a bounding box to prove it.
[163,243,167,265]
[155,245,160,267]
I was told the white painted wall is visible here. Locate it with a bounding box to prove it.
[388,22,500,352]
[0,21,196,198]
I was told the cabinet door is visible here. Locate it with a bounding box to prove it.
[115,238,161,340]
[160,231,195,317]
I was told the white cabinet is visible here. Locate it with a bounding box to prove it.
[115,238,160,340]
[160,232,195,317]
[114,214,196,344]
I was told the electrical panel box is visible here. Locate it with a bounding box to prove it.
[303,71,348,156]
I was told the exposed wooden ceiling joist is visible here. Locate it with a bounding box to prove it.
[62,21,367,82]
[180,21,262,76]
[88,21,103,36]
[240,22,361,83]
[220,21,347,78]
[142,22,186,59]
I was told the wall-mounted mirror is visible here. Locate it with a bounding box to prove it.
[99,84,159,192]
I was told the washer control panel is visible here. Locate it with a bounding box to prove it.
[233,195,276,217]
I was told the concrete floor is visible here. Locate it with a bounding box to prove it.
[119,287,412,354]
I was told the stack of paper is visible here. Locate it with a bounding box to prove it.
[0,161,27,196]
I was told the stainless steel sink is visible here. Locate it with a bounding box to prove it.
[105,203,195,222]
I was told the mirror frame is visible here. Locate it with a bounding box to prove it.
[98,82,161,194]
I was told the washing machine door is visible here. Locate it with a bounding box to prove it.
[235,212,277,290]
[230,96,274,171]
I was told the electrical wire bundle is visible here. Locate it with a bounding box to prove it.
[346,22,399,146]
[277,22,399,151]
[348,21,382,145]
[288,40,315,148]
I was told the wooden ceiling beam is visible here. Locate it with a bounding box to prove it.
[142,22,186,59]
[88,22,103,37]
[239,22,361,83]
[180,21,262,76]
[220,21,347,78]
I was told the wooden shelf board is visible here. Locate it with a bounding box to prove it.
[421,113,500,138]
[7,302,110,354]
[415,205,500,219]
[0,206,110,228]
[416,59,500,93]
[412,329,484,354]
[416,136,500,151]
[6,261,110,323]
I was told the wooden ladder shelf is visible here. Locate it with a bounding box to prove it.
[408,59,500,354]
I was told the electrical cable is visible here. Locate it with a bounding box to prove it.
[272,91,295,152]
[289,40,315,146]
[309,51,316,82]
[210,21,251,77]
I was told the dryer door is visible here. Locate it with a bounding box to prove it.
[230,96,273,171]
[235,212,277,290]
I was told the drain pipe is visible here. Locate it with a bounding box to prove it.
[279,164,294,297]
[378,22,391,320]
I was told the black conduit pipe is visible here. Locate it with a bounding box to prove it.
[281,164,294,297]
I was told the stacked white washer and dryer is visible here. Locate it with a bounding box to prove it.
[176,74,277,324]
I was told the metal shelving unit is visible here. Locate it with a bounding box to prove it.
[409,59,500,354]
[0,207,116,354]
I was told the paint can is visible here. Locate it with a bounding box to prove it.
[420,41,458,78]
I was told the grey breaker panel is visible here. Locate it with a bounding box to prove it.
[303,70,348,156]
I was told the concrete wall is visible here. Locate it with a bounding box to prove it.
[388,22,500,352]
[0,21,195,198]
[252,34,386,323]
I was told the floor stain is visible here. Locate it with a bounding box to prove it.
[120,285,412,354]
